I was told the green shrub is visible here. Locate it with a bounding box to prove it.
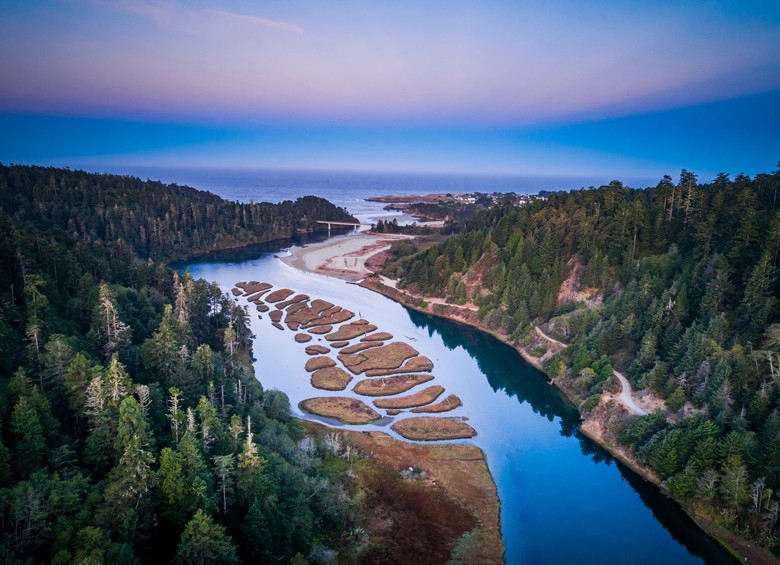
[581,395,601,414]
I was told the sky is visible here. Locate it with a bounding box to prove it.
[1,0,779,183]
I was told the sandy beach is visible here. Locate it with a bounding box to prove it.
[282,233,409,281]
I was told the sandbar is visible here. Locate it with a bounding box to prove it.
[392,417,477,441]
[282,233,410,281]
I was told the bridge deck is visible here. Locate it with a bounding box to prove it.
[316,220,373,227]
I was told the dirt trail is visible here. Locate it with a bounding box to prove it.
[534,326,648,416]
[613,370,648,416]
[534,326,567,348]
[379,277,479,311]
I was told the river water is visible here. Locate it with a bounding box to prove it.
[183,233,732,565]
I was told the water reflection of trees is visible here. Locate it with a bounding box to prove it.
[619,461,734,565]
[407,308,580,436]
[171,230,334,267]
[407,308,732,565]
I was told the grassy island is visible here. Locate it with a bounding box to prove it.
[311,367,354,390]
[353,374,435,396]
[374,385,445,409]
[300,397,381,424]
[392,417,477,441]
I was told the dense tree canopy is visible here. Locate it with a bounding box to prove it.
[0,165,362,563]
[391,165,780,553]
[0,163,355,263]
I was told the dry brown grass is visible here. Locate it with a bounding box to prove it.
[294,333,312,343]
[265,288,294,302]
[320,305,341,317]
[275,294,309,309]
[353,374,435,396]
[236,281,272,295]
[391,417,477,441]
[305,345,330,355]
[257,304,270,313]
[306,308,355,327]
[308,326,332,335]
[299,397,380,424]
[411,394,462,413]
[285,299,334,325]
[311,367,353,391]
[301,422,504,564]
[339,342,419,375]
[326,323,378,341]
[374,386,444,409]
[304,356,336,372]
[340,342,383,354]
[271,322,284,331]
[285,302,308,315]
[365,355,434,376]
[361,331,393,342]
[269,310,282,322]
[330,340,349,348]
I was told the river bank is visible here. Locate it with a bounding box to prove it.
[268,232,760,561]
[187,234,740,563]
[359,275,775,565]
[281,233,411,281]
[230,265,505,562]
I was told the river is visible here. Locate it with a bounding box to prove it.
[183,234,732,564]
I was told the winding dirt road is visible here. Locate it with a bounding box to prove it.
[533,326,648,416]
[613,370,648,416]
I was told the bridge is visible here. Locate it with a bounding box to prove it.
[316,220,372,235]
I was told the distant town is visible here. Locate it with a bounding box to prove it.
[367,191,549,208]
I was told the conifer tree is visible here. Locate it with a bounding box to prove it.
[174,510,238,565]
[11,396,46,478]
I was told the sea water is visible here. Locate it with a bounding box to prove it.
[103,166,657,225]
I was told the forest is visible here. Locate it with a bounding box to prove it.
[0,165,363,563]
[388,165,780,554]
[0,164,356,263]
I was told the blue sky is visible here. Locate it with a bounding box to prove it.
[1,0,779,181]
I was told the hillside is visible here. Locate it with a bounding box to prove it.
[0,165,365,563]
[0,164,356,263]
[384,166,780,556]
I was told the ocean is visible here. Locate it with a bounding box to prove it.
[100,166,654,223]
